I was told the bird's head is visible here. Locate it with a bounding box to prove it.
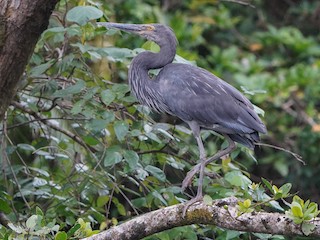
[98,22,177,46]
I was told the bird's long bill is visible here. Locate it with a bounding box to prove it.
[98,22,146,34]
[98,22,155,36]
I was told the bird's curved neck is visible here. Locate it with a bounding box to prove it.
[131,37,176,71]
[128,36,176,110]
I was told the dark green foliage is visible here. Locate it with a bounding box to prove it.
[1,0,320,239]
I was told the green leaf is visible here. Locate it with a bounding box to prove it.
[238,199,254,214]
[17,144,36,151]
[225,171,252,188]
[243,199,251,208]
[53,80,86,97]
[304,200,310,210]
[55,231,68,240]
[83,86,99,100]
[66,6,103,26]
[123,150,139,170]
[28,102,39,112]
[87,50,102,60]
[145,132,162,143]
[135,168,149,180]
[279,183,292,196]
[29,167,50,177]
[203,195,213,205]
[67,223,81,237]
[8,223,25,234]
[101,47,134,61]
[131,197,147,208]
[101,89,116,106]
[301,222,316,236]
[112,198,126,216]
[33,177,48,187]
[0,199,11,213]
[253,104,265,116]
[114,121,129,141]
[71,100,85,114]
[97,195,110,208]
[112,84,130,98]
[145,165,166,182]
[122,95,137,103]
[261,178,273,192]
[83,136,100,146]
[116,202,126,216]
[71,42,89,52]
[291,202,303,218]
[226,230,242,239]
[86,119,109,132]
[36,206,44,217]
[104,147,123,167]
[272,185,280,194]
[26,215,38,230]
[293,195,304,206]
[102,111,115,122]
[42,27,66,40]
[152,190,167,205]
[304,202,319,220]
[29,60,55,77]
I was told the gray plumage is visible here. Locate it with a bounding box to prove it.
[116,23,266,148]
[99,22,267,214]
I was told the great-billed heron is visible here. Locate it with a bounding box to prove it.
[98,22,267,216]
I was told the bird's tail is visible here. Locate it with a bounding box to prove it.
[228,132,260,150]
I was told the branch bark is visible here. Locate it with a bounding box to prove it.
[83,197,320,240]
[0,0,59,122]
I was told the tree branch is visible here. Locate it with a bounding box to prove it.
[83,197,320,240]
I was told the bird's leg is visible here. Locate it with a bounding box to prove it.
[182,134,236,192]
[182,133,207,217]
[204,135,236,166]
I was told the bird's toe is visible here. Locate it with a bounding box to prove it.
[182,195,203,218]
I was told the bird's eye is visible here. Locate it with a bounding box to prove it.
[146,25,155,31]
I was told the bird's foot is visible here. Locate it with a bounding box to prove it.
[182,195,203,218]
[204,171,221,179]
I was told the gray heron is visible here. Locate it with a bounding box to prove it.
[98,22,267,216]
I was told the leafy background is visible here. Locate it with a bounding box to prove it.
[0,0,320,239]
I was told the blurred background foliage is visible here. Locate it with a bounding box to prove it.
[0,0,320,239]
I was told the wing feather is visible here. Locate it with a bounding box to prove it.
[157,63,266,135]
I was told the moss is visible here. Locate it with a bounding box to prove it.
[185,207,213,223]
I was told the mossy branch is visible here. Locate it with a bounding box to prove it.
[83,197,320,240]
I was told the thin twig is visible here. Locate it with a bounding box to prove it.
[106,187,115,221]
[115,185,140,216]
[221,0,255,8]
[11,101,96,152]
[255,142,305,165]
[137,143,187,161]
[0,116,88,131]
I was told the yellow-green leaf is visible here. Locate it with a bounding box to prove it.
[243,199,251,208]
[291,202,303,218]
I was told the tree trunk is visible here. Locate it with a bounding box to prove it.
[0,0,59,122]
